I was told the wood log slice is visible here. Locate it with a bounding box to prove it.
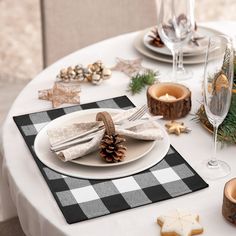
[222,178,236,225]
[147,83,191,120]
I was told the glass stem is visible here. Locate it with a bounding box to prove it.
[172,50,178,82]
[177,50,185,72]
[208,124,219,168]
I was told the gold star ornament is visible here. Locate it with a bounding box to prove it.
[38,82,81,108]
[165,120,191,135]
[111,57,145,77]
[157,209,203,236]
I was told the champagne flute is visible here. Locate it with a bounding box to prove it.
[156,0,195,82]
[201,35,234,180]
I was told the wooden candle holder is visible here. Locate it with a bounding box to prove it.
[222,178,236,225]
[147,83,191,120]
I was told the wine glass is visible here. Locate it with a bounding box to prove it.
[156,0,195,82]
[201,35,234,180]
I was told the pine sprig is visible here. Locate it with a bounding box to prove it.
[128,70,158,94]
[234,56,236,90]
[196,90,236,144]
[195,53,236,144]
[218,92,236,142]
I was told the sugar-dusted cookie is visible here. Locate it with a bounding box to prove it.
[157,209,203,236]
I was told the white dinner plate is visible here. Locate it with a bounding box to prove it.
[134,26,223,64]
[34,108,170,179]
[134,32,204,64]
[143,26,222,56]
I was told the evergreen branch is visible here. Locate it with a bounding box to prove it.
[195,93,236,143]
[128,70,159,95]
[195,53,236,144]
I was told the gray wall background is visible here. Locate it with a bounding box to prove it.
[0,0,236,82]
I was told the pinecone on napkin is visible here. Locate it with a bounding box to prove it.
[99,134,126,163]
[96,111,127,163]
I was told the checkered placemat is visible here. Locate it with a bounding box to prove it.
[13,95,208,224]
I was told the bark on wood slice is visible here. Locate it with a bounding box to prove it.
[147,83,191,120]
[222,178,236,225]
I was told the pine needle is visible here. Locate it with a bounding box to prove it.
[196,90,236,143]
[195,54,236,144]
[128,70,159,94]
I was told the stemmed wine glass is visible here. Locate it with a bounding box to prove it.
[177,50,192,80]
[201,35,234,180]
[156,0,195,82]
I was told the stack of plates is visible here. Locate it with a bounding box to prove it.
[34,108,170,179]
[134,26,222,64]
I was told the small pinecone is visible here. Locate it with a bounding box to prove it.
[148,28,165,48]
[99,134,127,163]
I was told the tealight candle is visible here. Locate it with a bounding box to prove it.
[158,93,177,101]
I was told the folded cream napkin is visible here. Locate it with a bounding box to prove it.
[47,109,163,162]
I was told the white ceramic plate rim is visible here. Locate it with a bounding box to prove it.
[143,26,222,57]
[34,108,170,179]
[134,30,217,64]
[134,33,202,64]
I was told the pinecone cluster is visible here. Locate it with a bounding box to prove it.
[148,28,165,48]
[57,60,112,85]
[99,134,127,163]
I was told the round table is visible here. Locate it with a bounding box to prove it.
[1,21,236,236]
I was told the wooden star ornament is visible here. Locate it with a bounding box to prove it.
[38,82,81,108]
[157,209,203,236]
[111,57,146,77]
[165,120,191,135]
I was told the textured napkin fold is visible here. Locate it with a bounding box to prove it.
[47,108,163,162]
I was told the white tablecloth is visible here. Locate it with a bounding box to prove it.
[1,21,236,236]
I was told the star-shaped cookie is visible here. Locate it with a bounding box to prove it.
[38,82,81,108]
[157,209,203,236]
[165,120,191,135]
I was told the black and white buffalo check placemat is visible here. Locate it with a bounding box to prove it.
[13,95,208,224]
